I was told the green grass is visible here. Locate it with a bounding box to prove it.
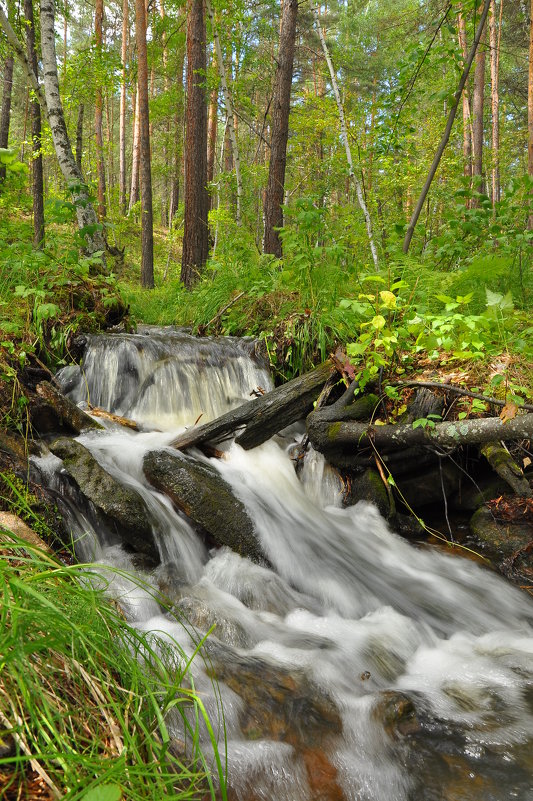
[0,532,227,801]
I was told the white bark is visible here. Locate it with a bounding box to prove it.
[205,0,242,225]
[313,7,379,270]
[40,0,106,257]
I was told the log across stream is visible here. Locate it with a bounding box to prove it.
[30,328,533,801]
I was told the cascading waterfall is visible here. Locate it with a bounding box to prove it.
[34,327,533,801]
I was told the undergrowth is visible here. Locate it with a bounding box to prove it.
[0,532,226,801]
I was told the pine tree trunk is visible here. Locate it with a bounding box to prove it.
[181,0,209,287]
[39,0,105,258]
[95,0,106,220]
[0,55,14,183]
[24,0,45,248]
[472,5,487,200]
[489,0,501,206]
[527,0,533,231]
[119,0,128,214]
[263,0,298,258]
[129,86,140,211]
[135,0,154,287]
[457,10,473,185]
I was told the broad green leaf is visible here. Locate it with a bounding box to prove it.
[379,290,396,309]
[81,784,122,801]
[371,315,386,330]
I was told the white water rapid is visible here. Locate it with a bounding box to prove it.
[35,328,533,801]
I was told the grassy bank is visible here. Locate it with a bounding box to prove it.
[0,531,226,801]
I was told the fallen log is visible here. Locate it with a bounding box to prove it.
[307,406,533,468]
[170,360,337,452]
[35,381,105,434]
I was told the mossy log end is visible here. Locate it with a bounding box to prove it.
[170,360,337,452]
[480,442,532,497]
[307,409,533,468]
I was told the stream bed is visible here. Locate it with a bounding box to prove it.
[33,328,533,801]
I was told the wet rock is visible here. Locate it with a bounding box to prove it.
[450,473,512,513]
[301,747,345,801]
[470,505,532,561]
[34,381,105,435]
[373,690,420,738]
[143,449,265,563]
[344,468,392,518]
[205,645,342,749]
[49,437,158,564]
[396,461,461,511]
[174,596,250,648]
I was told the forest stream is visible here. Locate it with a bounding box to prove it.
[31,327,533,801]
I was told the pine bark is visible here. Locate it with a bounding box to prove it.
[40,0,106,257]
[181,0,209,287]
[263,0,298,258]
[488,0,501,205]
[527,0,533,231]
[94,0,106,220]
[457,10,473,184]
[0,55,14,183]
[24,0,45,248]
[129,86,140,211]
[119,0,129,214]
[135,0,154,287]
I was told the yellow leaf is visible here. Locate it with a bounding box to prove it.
[379,290,397,309]
[500,402,518,424]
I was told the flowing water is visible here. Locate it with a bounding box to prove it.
[35,328,533,801]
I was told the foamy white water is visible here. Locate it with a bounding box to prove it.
[37,329,533,801]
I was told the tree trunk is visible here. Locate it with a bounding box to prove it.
[94,0,106,220]
[402,0,491,254]
[263,0,298,258]
[488,0,501,205]
[159,0,169,227]
[472,4,487,200]
[457,9,473,186]
[527,0,533,231]
[181,0,209,287]
[119,0,129,214]
[24,0,45,248]
[314,8,378,270]
[39,0,106,258]
[135,0,154,288]
[76,103,84,172]
[206,0,243,224]
[129,86,140,211]
[207,54,218,190]
[0,55,14,183]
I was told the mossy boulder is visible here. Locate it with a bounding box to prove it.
[49,437,158,563]
[344,468,392,518]
[143,448,265,563]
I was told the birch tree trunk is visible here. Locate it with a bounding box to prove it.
[24,0,45,248]
[135,0,154,287]
[263,0,298,257]
[205,0,242,224]
[40,0,106,257]
[181,0,209,287]
[119,0,128,214]
[0,55,14,183]
[314,7,379,270]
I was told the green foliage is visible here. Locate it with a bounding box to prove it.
[0,535,226,800]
